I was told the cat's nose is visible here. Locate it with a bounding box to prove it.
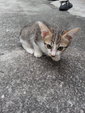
[51,49,56,57]
[51,52,56,57]
[51,54,56,57]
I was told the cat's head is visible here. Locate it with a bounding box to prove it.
[41,28,80,61]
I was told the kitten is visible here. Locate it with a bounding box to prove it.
[19,21,80,61]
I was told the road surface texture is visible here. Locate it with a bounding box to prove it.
[0,0,85,113]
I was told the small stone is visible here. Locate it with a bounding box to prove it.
[1,94,5,99]
[60,82,64,88]
[23,91,26,94]
[67,100,73,107]
[6,29,10,32]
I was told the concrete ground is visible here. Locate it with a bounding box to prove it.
[0,0,85,113]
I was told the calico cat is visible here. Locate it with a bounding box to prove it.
[19,21,80,61]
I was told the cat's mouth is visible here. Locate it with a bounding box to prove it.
[48,54,60,61]
[51,56,60,61]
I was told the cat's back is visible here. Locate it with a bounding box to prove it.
[20,21,48,38]
[20,23,36,39]
[19,21,50,42]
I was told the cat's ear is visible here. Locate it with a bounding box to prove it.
[63,28,80,41]
[41,31,52,44]
[41,31,49,38]
[38,21,52,39]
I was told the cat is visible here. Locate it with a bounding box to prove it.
[19,21,80,61]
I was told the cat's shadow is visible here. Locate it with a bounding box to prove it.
[39,55,70,73]
[37,55,73,82]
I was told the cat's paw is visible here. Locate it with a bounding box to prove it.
[26,49,34,54]
[34,51,43,57]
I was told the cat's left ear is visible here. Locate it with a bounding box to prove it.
[41,31,49,38]
[63,28,80,41]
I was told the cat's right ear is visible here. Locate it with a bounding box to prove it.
[41,31,49,38]
[37,21,52,39]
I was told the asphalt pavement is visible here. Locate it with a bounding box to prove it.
[0,0,85,113]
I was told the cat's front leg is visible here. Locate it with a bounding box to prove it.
[34,51,43,57]
[34,47,43,58]
[33,42,43,57]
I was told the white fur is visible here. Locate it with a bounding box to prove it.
[33,41,43,57]
[52,51,61,61]
[56,51,61,56]
[20,39,34,54]
[37,41,48,55]
[37,21,42,25]
[29,37,43,57]
[34,51,43,57]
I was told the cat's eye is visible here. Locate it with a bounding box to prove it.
[57,47,64,51]
[47,44,52,49]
